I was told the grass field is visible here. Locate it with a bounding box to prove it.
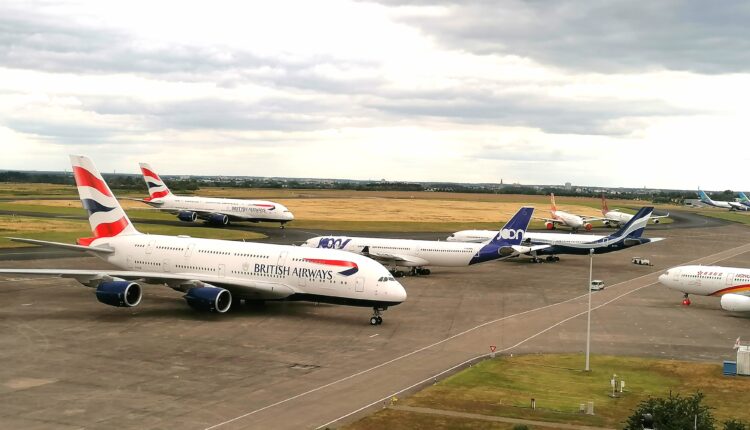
[0,215,265,248]
[694,209,750,226]
[0,185,677,233]
[345,354,750,430]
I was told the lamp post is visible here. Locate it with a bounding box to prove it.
[585,248,594,372]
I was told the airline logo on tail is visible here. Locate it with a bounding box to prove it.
[70,155,138,245]
[601,194,610,216]
[491,206,534,246]
[139,162,172,200]
[550,193,558,215]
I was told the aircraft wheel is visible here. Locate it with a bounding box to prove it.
[421,269,431,275]
[394,271,405,278]
[376,316,383,325]
[370,317,379,325]
[554,256,560,262]
[546,256,555,262]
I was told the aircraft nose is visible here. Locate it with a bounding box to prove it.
[392,282,407,302]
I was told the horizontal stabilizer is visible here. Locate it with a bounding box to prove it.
[6,237,114,254]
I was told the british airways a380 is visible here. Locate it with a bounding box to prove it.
[301,207,536,276]
[135,162,295,227]
[0,156,405,325]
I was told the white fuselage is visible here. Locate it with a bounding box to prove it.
[89,234,406,304]
[552,210,585,229]
[147,195,294,223]
[603,210,633,226]
[658,265,750,297]
[302,236,484,267]
[447,230,607,245]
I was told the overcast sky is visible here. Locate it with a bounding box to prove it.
[1,0,749,189]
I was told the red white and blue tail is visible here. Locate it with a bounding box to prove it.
[139,162,172,200]
[70,155,139,245]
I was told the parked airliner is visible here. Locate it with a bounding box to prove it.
[0,156,405,325]
[658,265,750,312]
[447,207,663,262]
[135,162,295,227]
[738,192,750,209]
[600,194,668,228]
[301,207,536,276]
[540,193,601,231]
[696,190,749,211]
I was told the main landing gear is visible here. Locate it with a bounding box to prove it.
[682,293,691,306]
[370,307,384,325]
[409,267,431,276]
[530,256,560,263]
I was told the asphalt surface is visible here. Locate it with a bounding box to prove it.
[0,211,748,429]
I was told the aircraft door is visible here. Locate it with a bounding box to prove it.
[218,264,226,277]
[355,277,365,293]
[726,273,735,286]
[127,257,133,270]
[185,243,195,257]
[277,251,288,267]
[162,259,170,272]
[146,241,154,254]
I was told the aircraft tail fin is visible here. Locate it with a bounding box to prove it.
[490,207,534,246]
[70,155,140,245]
[139,162,173,200]
[739,192,750,203]
[550,193,557,215]
[697,189,712,204]
[601,193,609,216]
[610,206,653,239]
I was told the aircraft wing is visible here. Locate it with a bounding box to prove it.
[502,244,551,257]
[651,212,669,219]
[0,269,296,299]
[535,217,564,225]
[360,247,429,266]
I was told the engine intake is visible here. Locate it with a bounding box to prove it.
[208,213,229,226]
[721,294,750,312]
[545,222,555,230]
[178,211,198,222]
[584,223,593,231]
[96,281,142,307]
[184,287,232,313]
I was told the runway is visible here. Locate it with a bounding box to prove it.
[0,213,748,429]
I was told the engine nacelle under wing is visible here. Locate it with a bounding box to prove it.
[721,294,750,312]
[96,280,142,307]
[207,213,229,226]
[177,210,198,222]
[184,286,232,313]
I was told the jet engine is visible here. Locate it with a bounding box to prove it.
[603,220,611,227]
[721,294,750,312]
[184,286,232,313]
[178,210,198,222]
[208,213,229,226]
[584,223,593,231]
[96,280,142,307]
[545,222,555,230]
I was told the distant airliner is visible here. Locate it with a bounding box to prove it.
[539,193,601,231]
[696,190,749,211]
[0,156,405,325]
[659,265,750,312]
[135,162,295,227]
[600,194,668,228]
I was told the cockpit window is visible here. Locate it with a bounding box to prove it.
[378,276,397,282]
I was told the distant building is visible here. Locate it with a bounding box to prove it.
[564,182,572,190]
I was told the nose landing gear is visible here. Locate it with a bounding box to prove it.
[370,307,384,325]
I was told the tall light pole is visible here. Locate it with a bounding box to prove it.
[585,248,594,372]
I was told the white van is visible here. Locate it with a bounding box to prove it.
[590,280,605,291]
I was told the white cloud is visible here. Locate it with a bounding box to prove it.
[0,0,748,190]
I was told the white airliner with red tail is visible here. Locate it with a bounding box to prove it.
[539,193,601,231]
[136,162,294,227]
[600,194,669,228]
[659,265,750,312]
[0,156,405,325]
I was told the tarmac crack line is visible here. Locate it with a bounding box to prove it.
[204,242,750,430]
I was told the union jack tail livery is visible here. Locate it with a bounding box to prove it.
[70,155,139,245]
[139,162,173,200]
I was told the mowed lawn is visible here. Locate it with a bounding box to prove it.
[346,354,750,430]
[0,184,677,232]
[0,215,265,248]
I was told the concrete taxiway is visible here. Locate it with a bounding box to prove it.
[1,215,749,429]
